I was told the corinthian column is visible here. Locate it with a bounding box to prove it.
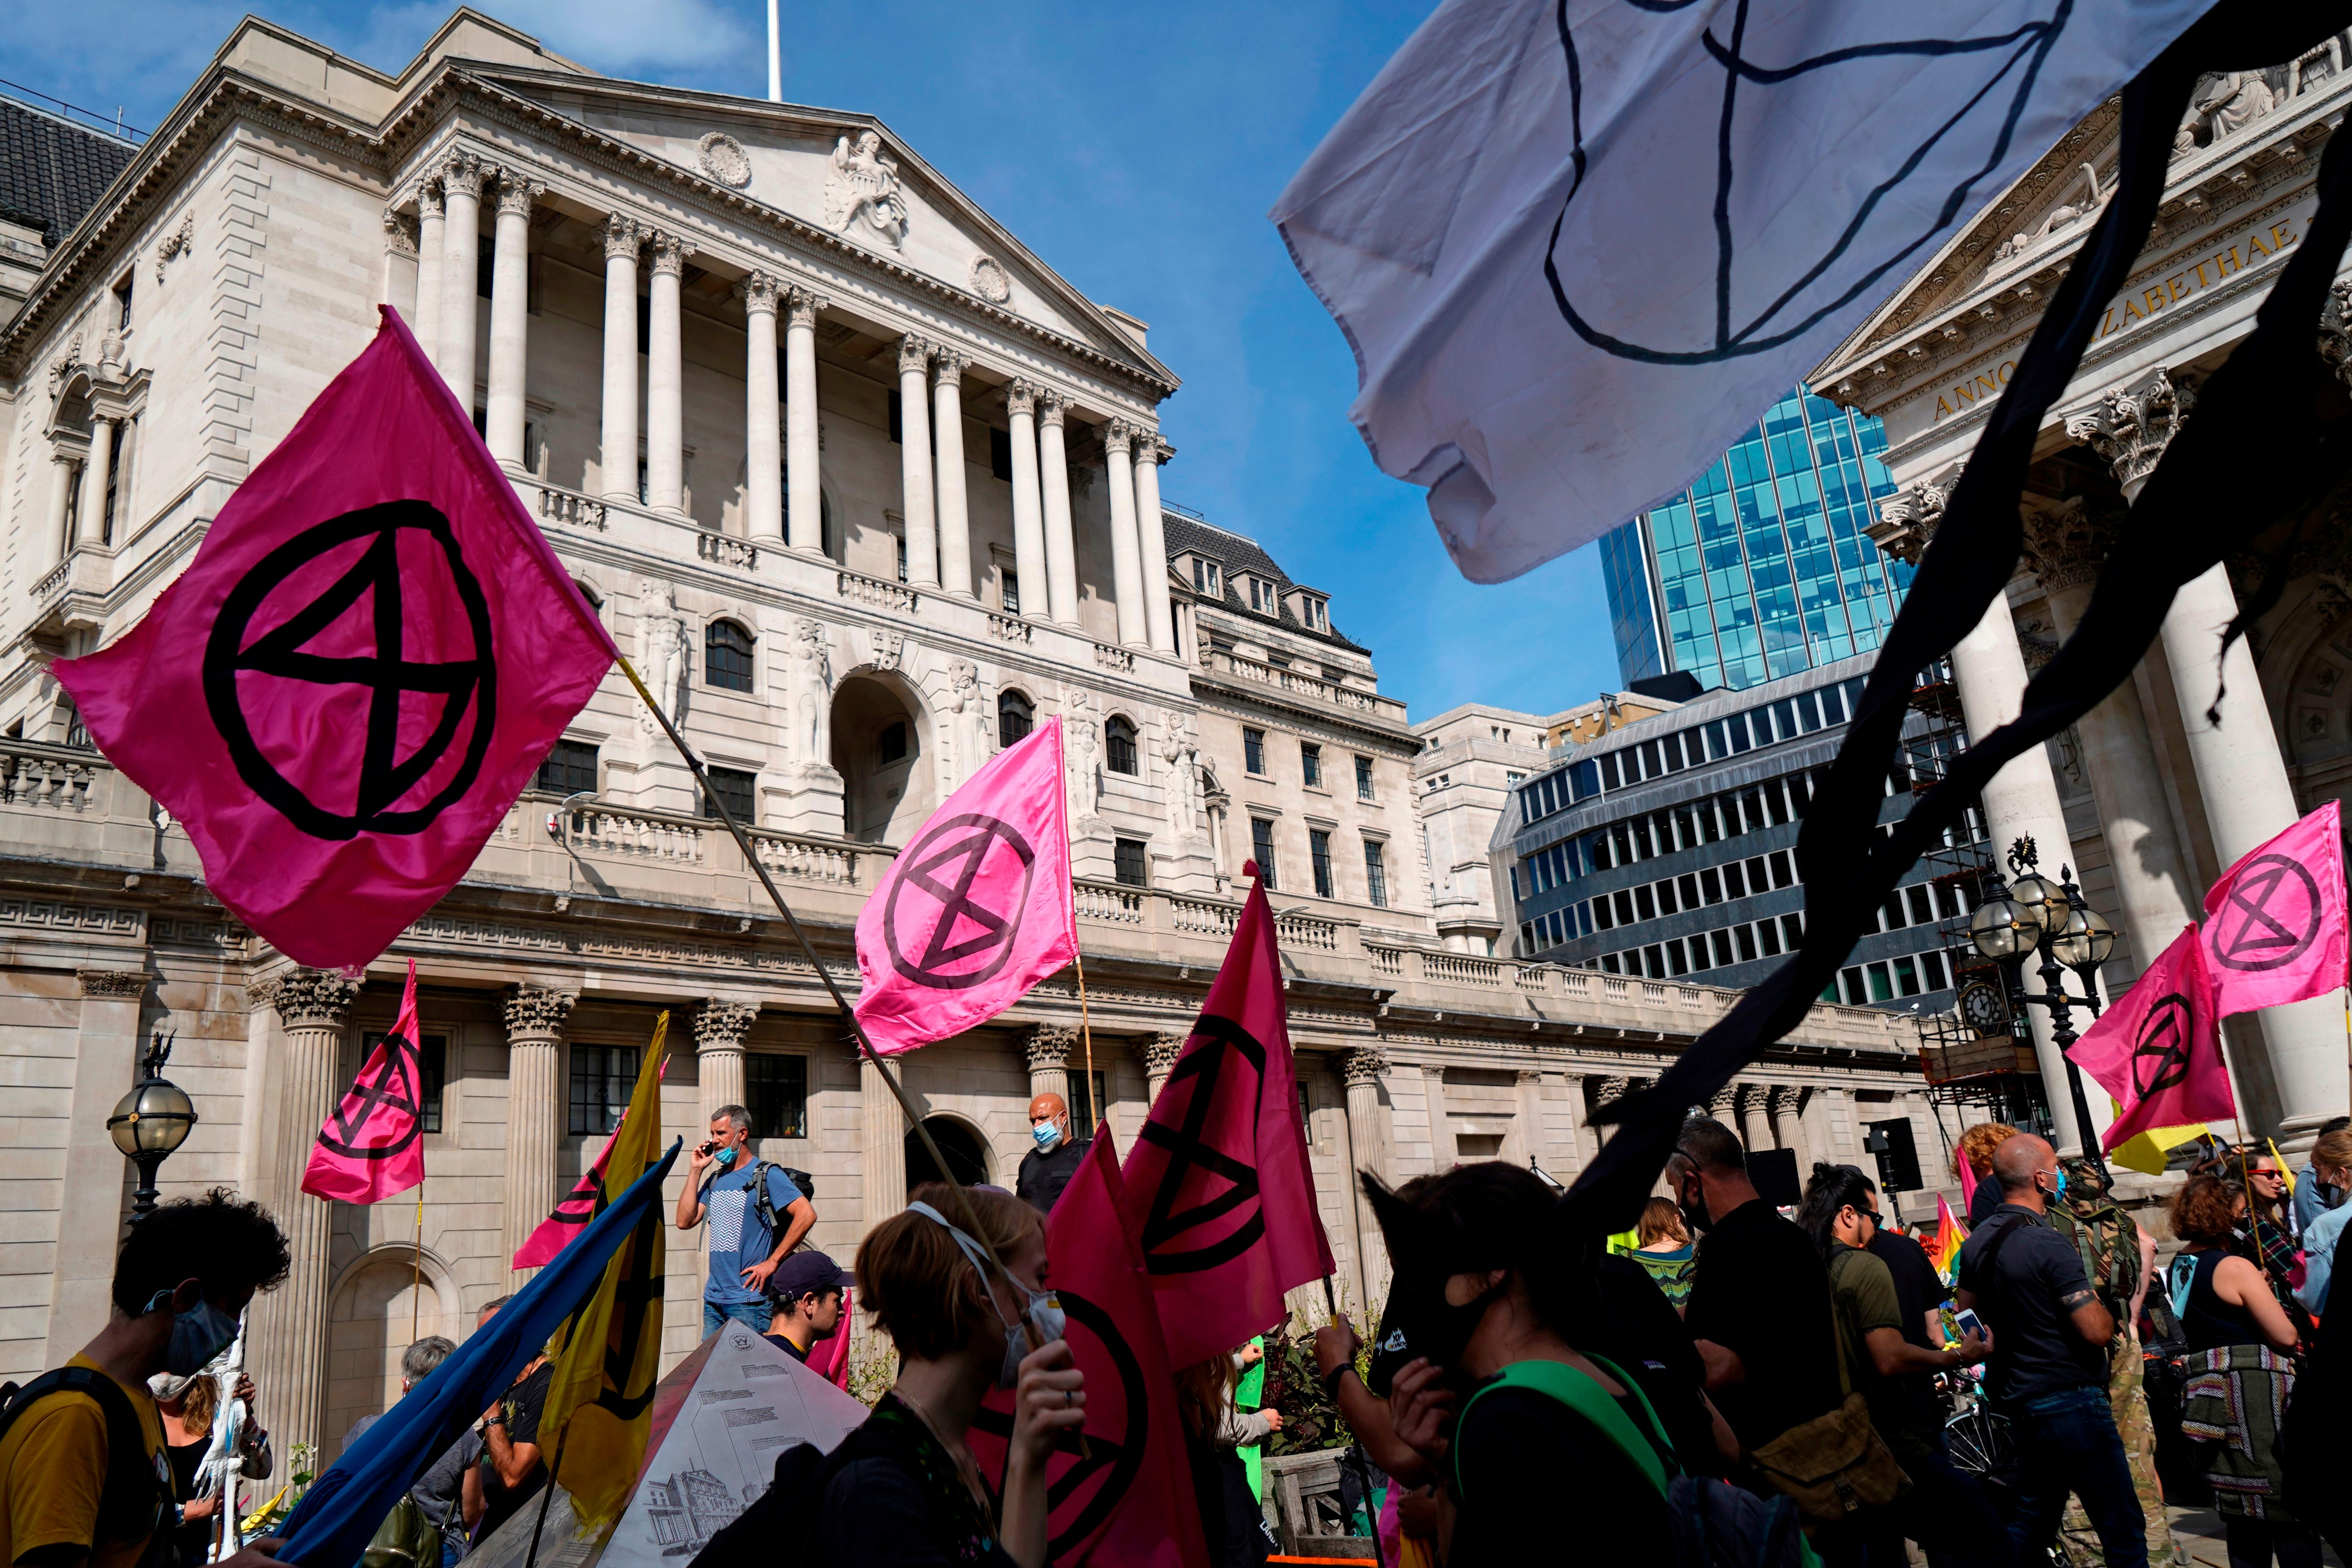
[75,415,115,548]
[1737,1084,1773,1156]
[380,209,418,315]
[598,216,642,501]
[739,273,784,544]
[933,350,974,597]
[413,181,445,366]
[1007,382,1048,615]
[695,1000,759,1126]
[484,173,542,468]
[502,987,575,1277]
[785,287,825,553]
[436,152,489,404]
[1039,394,1080,625]
[1103,421,1146,647]
[861,1054,908,1226]
[1025,1024,1076,1104]
[1770,1086,1810,1168]
[2075,369,2351,1151]
[1142,1031,1186,1106]
[250,968,359,1469]
[1133,438,1174,652]
[896,336,937,586]
[1339,1045,1392,1305]
[45,969,149,1369]
[644,233,689,515]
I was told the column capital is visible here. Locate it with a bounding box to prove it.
[437,150,492,201]
[381,210,418,260]
[1025,1024,1079,1071]
[1597,1075,1630,1100]
[602,214,643,260]
[1131,432,1165,467]
[1705,1086,1737,1117]
[1142,1031,1187,1075]
[503,984,577,1043]
[493,174,546,218]
[1766,1084,1800,1113]
[2064,367,2193,493]
[1867,475,1950,567]
[1005,379,1038,417]
[897,335,934,375]
[1037,391,1067,428]
[258,968,360,1031]
[416,181,445,220]
[1515,1067,1542,1085]
[692,999,759,1050]
[784,285,826,328]
[1102,419,1137,455]
[932,349,969,386]
[736,271,783,316]
[646,231,691,276]
[2018,493,2124,592]
[1338,1044,1390,1085]
[76,968,147,1000]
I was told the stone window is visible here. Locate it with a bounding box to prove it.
[701,765,757,823]
[1243,727,1267,775]
[705,620,754,692]
[1106,716,1139,775]
[1309,829,1334,898]
[1114,836,1148,888]
[1067,1068,1106,1132]
[1355,755,1374,800]
[879,722,908,764]
[366,1031,445,1133]
[536,739,599,795]
[1251,817,1277,890]
[1301,743,1323,789]
[1363,840,1388,908]
[746,1053,808,1140]
[999,690,1034,746]
[568,1044,640,1135]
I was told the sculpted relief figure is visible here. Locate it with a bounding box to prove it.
[1158,720,1203,842]
[945,659,991,788]
[639,578,688,734]
[789,618,834,767]
[823,132,909,251]
[1063,698,1101,822]
[2202,70,2276,142]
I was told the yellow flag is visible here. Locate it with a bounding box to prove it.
[2109,1122,2208,1177]
[539,1012,669,1534]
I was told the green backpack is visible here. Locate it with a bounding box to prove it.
[360,1492,440,1568]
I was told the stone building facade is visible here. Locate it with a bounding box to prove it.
[0,8,1941,1467]
[1815,44,2352,1160]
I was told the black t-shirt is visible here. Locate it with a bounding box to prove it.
[1968,1176,2004,1228]
[1014,1139,1087,1214]
[1445,1383,1672,1567]
[1682,1198,1844,1451]
[1868,1226,1953,1445]
[1956,1204,2106,1405]
[474,1361,553,1543]
[1594,1254,1723,1477]
[766,1330,812,1363]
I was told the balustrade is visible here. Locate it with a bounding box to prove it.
[696,532,758,570]
[0,744,97,811]
[1094,643,1136,673]
[987,613,1033,644]
[838,568,919,612]
[536,484,608,531]
[1075,880,1145,925]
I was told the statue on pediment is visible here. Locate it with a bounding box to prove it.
[2202,71,2276,143]
[824,131,909,251]
[638,578,688,736]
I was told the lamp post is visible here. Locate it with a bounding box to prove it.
[1966,837,2116,1176]
[107,1031,198,1216]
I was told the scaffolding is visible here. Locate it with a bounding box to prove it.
[1898,659,2055,1142]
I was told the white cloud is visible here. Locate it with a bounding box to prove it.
[359,0,757,79]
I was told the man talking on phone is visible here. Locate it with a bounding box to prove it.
[676,1106,815,1339]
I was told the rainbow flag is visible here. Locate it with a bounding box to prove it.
[1930,1194,1966,1281]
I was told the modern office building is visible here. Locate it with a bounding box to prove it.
[1601,387,1912,692]
[1498,655,1985,1016]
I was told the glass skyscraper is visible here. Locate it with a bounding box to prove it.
[1602,387,1911,692]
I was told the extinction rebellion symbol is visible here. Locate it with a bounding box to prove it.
[2131,993,2196,1099]
[970,1286,1148,1563]
[1136,1016,1267,1275]
[203,501,497,840]
[2206,854,2324,973]
[314,1029,425,1162]
[882,812,1039,989]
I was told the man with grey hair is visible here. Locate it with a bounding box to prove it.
[675,1105,815,1338]
[340,1334,458,1450]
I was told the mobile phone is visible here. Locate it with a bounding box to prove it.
[1952,1307,1985,1341]
[696,1140,717,1157]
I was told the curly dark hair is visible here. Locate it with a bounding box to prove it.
[112,1188,292,1315]
[2170,1173,2245,1249]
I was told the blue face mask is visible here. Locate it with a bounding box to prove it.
[714,1145,740,1170]
[145,1289,239,1377]
[2054,1168,2069,1199]
[1032,1122,1063,1153]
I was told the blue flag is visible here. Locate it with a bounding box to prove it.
[275,1139,682,1568]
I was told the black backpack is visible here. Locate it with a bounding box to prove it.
[0,1367,174,1568]
[745,1161,815,1240]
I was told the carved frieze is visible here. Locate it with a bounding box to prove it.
[697,132,753,189]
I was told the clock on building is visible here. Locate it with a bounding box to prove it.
[1958,979,2008,1038]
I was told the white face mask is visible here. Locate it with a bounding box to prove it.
[906,1201,1066,1388]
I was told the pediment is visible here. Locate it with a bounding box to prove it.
[477,70,1170,383]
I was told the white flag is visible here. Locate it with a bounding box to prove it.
[1273,0,2215,583]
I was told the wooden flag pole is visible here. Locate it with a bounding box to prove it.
[1074,947,1097,1132]
[1318,1276,1387,1568]
[410,1176,424,1343]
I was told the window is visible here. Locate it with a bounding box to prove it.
[1192,559,1222,597]
[704,621,754,692]
[1067,1068,1108,1134]
[1309,829,1334,898]
[1000,568,1021,614]
[1251,818,1277,889]
[1105,716,1139,775]
[365,1031,445,1133]
[999,690,1034,746]
[888,388,903,444]
[896,534,909,583]
[103,423,130,543]
[568,1044,640,1135]
[1114,837,1148,887]
[746,1053,808,1139]
[701,765,757,823]
[990,426,1013,482]
[879,722,908,764]
[112,274,133,329]
[537,739,599,795]
[1301,743,1323,788]
[1363,840,1388,908]
[1243,727,1267,775]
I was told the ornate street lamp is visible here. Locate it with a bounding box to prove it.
[108,1032,198,1216]
[1967,837,2114,1178]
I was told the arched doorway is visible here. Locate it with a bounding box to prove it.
[831,674,932,842]
[906,1115,991,1190]
[322,1246,457,1463]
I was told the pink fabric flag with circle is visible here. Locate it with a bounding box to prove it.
[512,1056,669,1270]
[51,307,617,973]
[2066,926,2235,1153]
[853,718,1076,1056]
[2200,799,2350,1018]
[301,959,427,1204]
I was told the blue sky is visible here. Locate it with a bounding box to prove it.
[9,0,1625,721]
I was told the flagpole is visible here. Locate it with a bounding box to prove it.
[1073,946,1097,1132]
[1318,1277,1386,1568]
[411,1173,424,1344]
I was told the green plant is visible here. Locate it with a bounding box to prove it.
[845,1334,899,1408]
[1261,1315,1354,1457]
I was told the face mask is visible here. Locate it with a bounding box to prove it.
[1416,1274,1507,1375]
[1032,1123,1064,1153]
[145,1289,239,1377]
[908,1202,1066,1388]
[2054,1168,2069,1199]
[713,1145,739,1169]
[1675,1175,1713,1235]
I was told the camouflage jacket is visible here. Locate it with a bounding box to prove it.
[2050,1195,2144,1318]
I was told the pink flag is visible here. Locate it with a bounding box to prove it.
[2200,799,2349,1017]
[301,959,426,1203]
[513,1057,669,1270]
[1119,876,1336,1369]
[53,308,617,972]
[971,1133,1211,1568]
[2067,926,2235,1153]
[854,718,1076,1055]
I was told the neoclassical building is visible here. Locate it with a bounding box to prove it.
[0,9,1942,1464]
[1816,44,2352,1162]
